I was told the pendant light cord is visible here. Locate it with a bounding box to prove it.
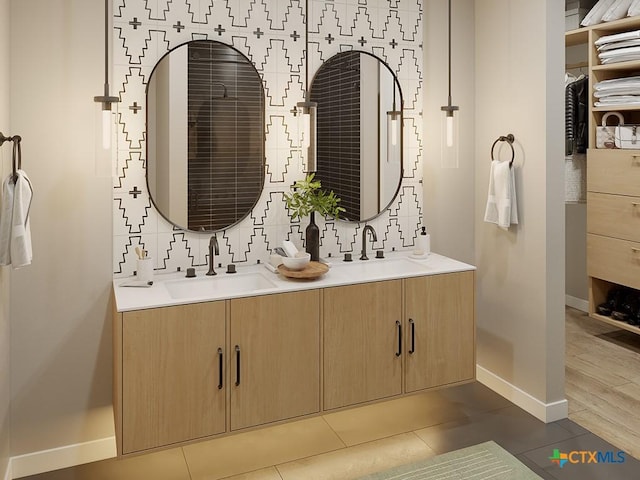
[94,0,119,105]
[304,0,309,101]
[104,0,110,93]
[441,0,457,114]
[447,0,452,107]
[393,81,396,110]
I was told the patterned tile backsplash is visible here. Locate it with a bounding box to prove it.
[113,0,423,277]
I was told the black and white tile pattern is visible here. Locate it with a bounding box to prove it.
[113,0,423,276]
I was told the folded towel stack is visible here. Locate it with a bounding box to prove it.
[596,29,640,65]
[594,76,640,107]
[592,30,640,107]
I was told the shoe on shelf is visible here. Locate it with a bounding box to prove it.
[596,303,612,316]
[611,310,629,322]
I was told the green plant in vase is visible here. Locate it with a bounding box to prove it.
[283,173,345,261]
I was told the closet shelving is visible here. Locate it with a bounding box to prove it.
[568,16,640,335]
[566,27,588,47]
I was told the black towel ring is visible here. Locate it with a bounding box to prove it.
[0,132,22,182]
[12,137,22,182]
[490,133,515,168]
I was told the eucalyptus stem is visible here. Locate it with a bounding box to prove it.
[283,173,345,220]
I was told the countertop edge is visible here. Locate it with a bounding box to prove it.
[113,252,476,312]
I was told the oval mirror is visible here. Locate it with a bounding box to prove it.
[310,51,403,222]
[146,40,265,232]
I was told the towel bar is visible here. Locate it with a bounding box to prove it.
[491,133,515,168]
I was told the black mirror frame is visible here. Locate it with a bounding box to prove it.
[145,39,267,233]
[309,49,404,224]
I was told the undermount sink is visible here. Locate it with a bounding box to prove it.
[331,257,428,277]
[164,271,277,299]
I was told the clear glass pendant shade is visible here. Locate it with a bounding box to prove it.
[94,102,118,177]
[440,109,459,169]
[297,101,317,172]
[386,110,401,163]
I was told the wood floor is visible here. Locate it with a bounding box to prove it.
[565,306,640,460]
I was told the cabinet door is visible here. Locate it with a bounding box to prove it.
[229,290,320,431]
[323,280,403,410]
[122,302,226,454]
[405,271,475,392]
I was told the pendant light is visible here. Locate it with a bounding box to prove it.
[440,0,459,168]
[297,0,317,172]
[387,83,401,147]
[386,82,401,163]
[94,0,119,172]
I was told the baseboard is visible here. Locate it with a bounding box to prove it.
[10,436,116,479]
[565,294,588,312]
[477,365,569,423]
[4,367,572,478]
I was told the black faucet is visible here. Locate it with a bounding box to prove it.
[206,234,220,276]
[360,225,377,260]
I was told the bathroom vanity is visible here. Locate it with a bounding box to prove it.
[112,253,475,456]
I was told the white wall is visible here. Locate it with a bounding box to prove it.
[474,0,566,415]
[361,54,379,220]
[423,0,476,265]
[148,50,189,227]
[425,0,566,422]
[9,0,114,468]
[0,0,11,475]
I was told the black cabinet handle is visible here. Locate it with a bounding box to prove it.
[409,319,415,354]
[217,347,223,390]
[396,321,402,357]
[235,345,241,386]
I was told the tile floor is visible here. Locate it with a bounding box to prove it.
[21,309,640,480]
[21,381,640,480]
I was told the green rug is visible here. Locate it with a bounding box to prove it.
[357,441,542,479]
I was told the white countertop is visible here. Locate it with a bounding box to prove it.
[113,251,476,312]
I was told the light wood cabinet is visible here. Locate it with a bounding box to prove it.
[323,272,475,410]
[575,16,640,335]
[120,302,226,454]
[587,191,640,243]
[323,280,403,410]
[586,150,640,197]
[587,234,640,291]
[404,272,475,392]
[229,290,321,430]
[586,153,640,334]
[114,269,475,455]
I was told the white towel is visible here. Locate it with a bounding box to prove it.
[484,160,518,230]
[0,175,14,265]
[594,28,640,47]
[0,170,33,268]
